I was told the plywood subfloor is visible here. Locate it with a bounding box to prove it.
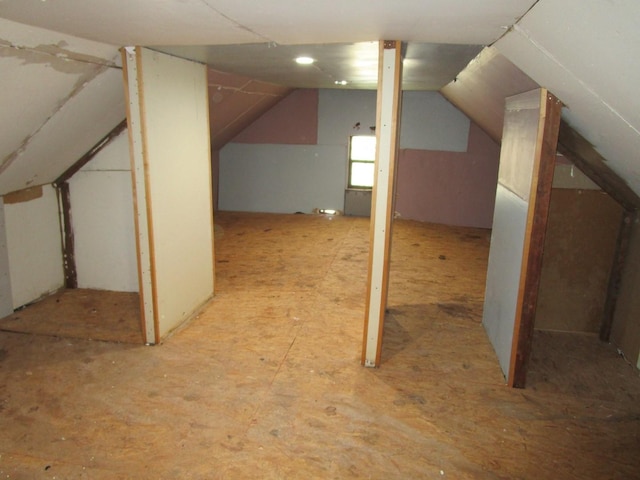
[0,211,638,479]
[0,288,142,344]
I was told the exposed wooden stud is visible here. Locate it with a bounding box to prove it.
[509,90,562,388]
[58,182,78,289]
[53,119,127,187]
[362,40,403,367]
[600,209,636,342]
[557,120,640,211]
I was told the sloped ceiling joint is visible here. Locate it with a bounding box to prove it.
[198,1,276,45]
[0,61,118,177]
[54,119,128,186]
[557,120,640,212]
[209,81,287,97]
[509,23,640,138]
[487,0,541,47]
[0,37,119,69]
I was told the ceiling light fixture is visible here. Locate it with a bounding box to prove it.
[334,80,348,86]
[295,56,315,65]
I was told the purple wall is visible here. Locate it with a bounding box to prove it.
[232,89,318,145]
[226,88,501,228]
[395,122,500,228]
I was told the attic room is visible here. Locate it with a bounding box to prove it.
[0,0,639,478]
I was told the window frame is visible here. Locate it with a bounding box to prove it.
[347,135,377,189]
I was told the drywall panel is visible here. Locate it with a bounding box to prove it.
[4,185,64,308]
[69,131,137,292]
[483,185,528,377]
[0,67,125,195]
[219,144,346,214]
[495,22,640,197]
[513,0,640,131]
[611,218,640,369]
[395,122,499,228]
[135,48,213,341]
[0,199,12,317]
[400,91,470,152]
[536,189,622,333]
[440,46,539,144]
[233,89,318,145]
[317,89,377,146]
[317,89,471,152]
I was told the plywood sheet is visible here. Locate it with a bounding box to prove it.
[612,219,640,368]
[536,189,622,333]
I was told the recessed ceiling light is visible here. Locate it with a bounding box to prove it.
[295,56,315,65]
[334,80,348,86]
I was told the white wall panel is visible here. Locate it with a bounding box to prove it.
[69,132,138,292]
[4,185,64,308]
[131,48,214,341]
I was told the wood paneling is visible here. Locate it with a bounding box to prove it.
[536,189,622,333]
[440,47,539,143]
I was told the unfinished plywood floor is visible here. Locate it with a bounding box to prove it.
[0,211,638,479]
[0,289,142,344]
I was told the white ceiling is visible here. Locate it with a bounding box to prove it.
[1,0,640,199]
[157,42,483,90]
[0,0,534,46]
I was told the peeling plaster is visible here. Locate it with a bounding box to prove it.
[0,39,118,70]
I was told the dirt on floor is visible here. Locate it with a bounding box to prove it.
[0,211,638,479]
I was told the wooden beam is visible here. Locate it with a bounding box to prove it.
[362,40,403,367]
[600,209,635,341]
[58,182,78,289]
[509,90,562,388]
[122,46,157,345]
[557,120,640,211]
[53,119,127,186]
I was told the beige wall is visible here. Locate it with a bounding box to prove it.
[125,47,214,343]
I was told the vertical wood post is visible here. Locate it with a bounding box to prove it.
[58,182,78,289]
[509,90,562,388]
[122,46,157,344]
[362,40,403,367]
[600,209,635,341]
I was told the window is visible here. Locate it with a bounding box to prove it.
[348,135,376,188]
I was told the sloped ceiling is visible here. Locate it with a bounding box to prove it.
[208,68,293,151]
[492,0,640,195]
[1,0,639,199]
[0,0,534,46]
[0,18,123,195]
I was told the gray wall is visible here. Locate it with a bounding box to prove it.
[218,89,470,214]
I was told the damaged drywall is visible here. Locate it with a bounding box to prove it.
[0,17,122,195]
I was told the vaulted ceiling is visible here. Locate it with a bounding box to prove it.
[1,0,638,198]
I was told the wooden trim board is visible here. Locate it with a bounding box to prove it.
[122,46,157,344]
[362,40,403,367]
[509,90,562,388]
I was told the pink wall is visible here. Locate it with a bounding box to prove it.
[232,89,318,145]
[395,122,500,228]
